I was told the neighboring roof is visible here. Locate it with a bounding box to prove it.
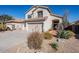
[69,20,79,25]
[70,20,79,25]
[74,20,79,23]
[5,20,24,23]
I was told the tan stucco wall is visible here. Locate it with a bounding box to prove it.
[43,15,62,32]
[25,7,36,19]
[25,8,50,19]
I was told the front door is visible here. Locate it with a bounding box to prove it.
[52,20,59,30]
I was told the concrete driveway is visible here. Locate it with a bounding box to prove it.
[0,30,29,53]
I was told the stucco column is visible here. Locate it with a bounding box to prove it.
[42,23,44,32]
[26,23,28,32]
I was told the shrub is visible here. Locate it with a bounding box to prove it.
[57,30,68,39]
[50,42,58,50]
[57,30,75,39]
[66,30,75,37]
[43,32,52,39]
[0,23,7,31]
[27,32,43,49]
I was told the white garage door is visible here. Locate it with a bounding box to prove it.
[28,24,42,32]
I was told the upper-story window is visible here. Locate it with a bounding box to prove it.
[28,15,31,19]
[38,11,43,18]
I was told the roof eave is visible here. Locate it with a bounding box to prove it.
[50,14,63,18]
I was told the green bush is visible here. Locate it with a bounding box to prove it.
[43,32,52,39]
[50,42,58,50]
[57,30,75,39]
[27,32,43,49]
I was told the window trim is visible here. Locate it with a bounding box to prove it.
[28,15,31,19]
[37,11,43,18]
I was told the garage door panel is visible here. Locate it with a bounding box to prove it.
[28,24,42,32]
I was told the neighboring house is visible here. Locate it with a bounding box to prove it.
[5,20,25,30]
[65,20,79,34]
[5,6,63,32]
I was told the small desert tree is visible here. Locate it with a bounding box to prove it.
[0,14,14,31]
[62,10,70,28]
[56,11,70,41]
[0,15,14,22]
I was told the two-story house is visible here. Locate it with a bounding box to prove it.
[24,6,63,32]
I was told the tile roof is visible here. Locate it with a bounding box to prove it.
[5,17,47,23]
[24,17,47,22]
[50,14,63,18]
[5,20,24,23]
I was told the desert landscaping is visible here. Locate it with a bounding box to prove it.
[0,29,79,53]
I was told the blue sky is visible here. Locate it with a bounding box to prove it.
[0,5,79,22]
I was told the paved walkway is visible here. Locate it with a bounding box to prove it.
[0,30,29,52]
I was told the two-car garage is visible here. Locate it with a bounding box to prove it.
[27,23,43,32]
[25,17,45,32]
[25,17,46,33]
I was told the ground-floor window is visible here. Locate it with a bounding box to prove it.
[12,25,15,30]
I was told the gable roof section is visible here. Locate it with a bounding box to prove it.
[25,5,63,18]
[25,5,51,14]
[50,14,63,18]
[32,6,51,13]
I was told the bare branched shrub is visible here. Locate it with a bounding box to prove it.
[27,32,43,50]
